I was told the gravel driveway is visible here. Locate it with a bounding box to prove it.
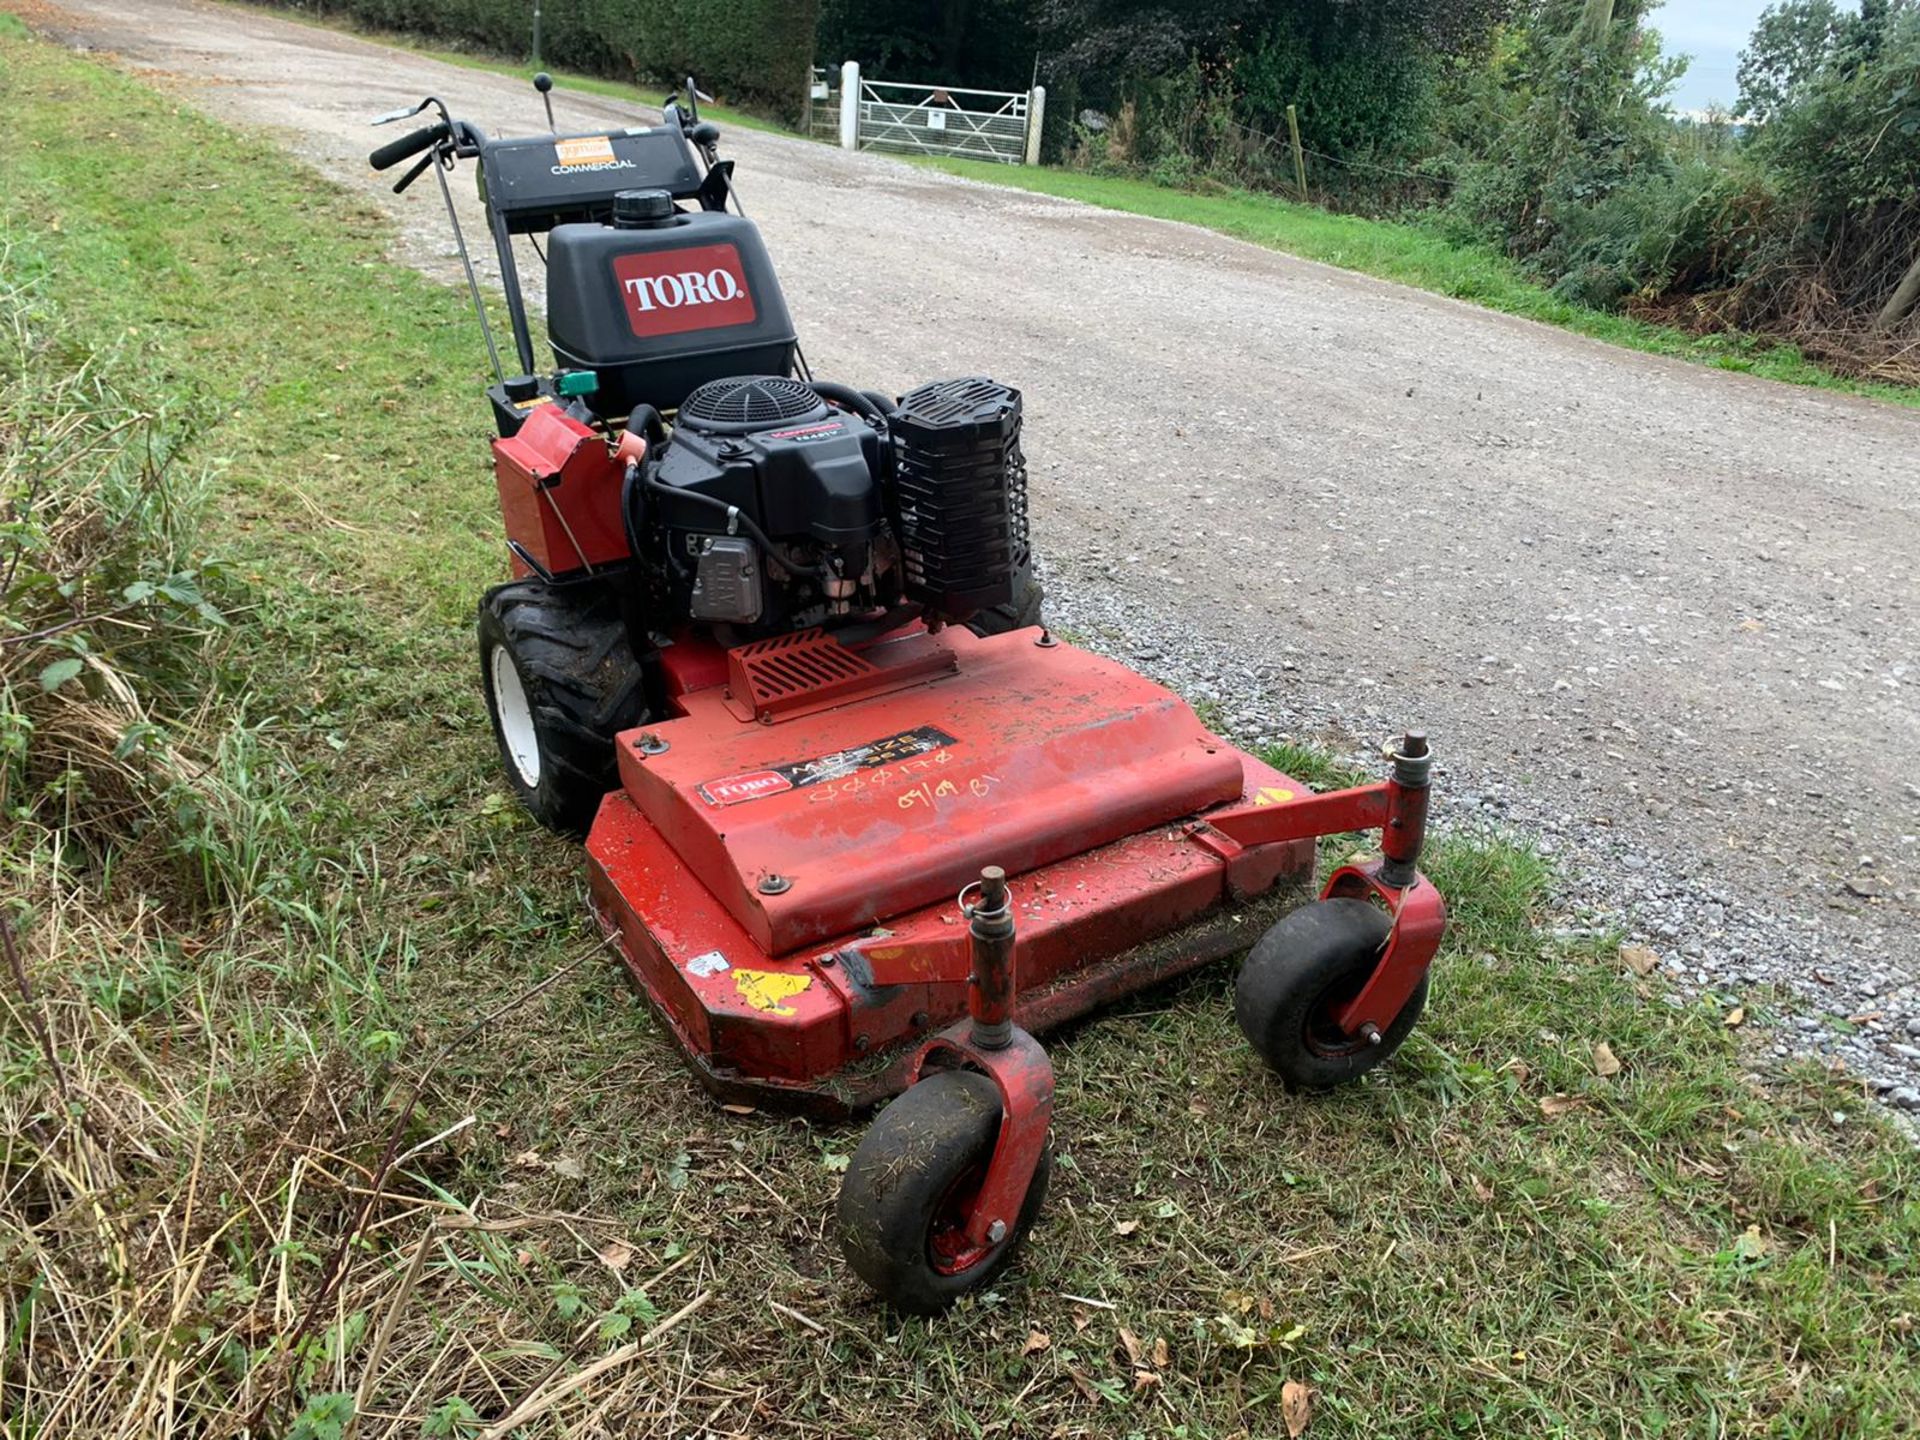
[29,0,1920,1100]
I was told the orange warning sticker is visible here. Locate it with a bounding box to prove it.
[554,135,617,168]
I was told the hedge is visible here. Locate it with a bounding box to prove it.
[267,0,818,120]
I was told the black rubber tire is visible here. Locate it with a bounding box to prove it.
[967,564,1045,637]
[477,579,650,837]
[836,1070,1052,1314]
[1234,897,1430,1091]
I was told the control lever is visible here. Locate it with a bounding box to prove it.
[392,149,436,195]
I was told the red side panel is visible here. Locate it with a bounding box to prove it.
[612,627,1248,956]
[492,405,630,579]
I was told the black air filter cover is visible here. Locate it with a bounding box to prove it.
[889,377,1028,621]
[679,375,827,433]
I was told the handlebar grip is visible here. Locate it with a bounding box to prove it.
[369,120,450,171]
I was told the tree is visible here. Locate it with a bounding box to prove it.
[1737,0,1850,122]
[1034,0,1514,86]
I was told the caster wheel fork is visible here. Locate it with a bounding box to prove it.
[835,865,1056,1313]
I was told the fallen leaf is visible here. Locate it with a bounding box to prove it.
[1848,1011,1882,1025]
[1072,1305,1093,1334]
[508,1149,542,1169]
[597,1239,634,1271]
[1724,1007,1746,1029]
[1282,1379,1316,1437]
[1471,1175,1495,1203]
[1210,1313,1260,1349]
[1620,944,1659,977]
[1118,1328,1145,1368]
[1592,1042,1621,1077]
[1539,1094,1584,1119]
[1132,1368,1161,1393]
[1152,1336,1170,1369]
[720,1103,757,1116]
[1067,1368,1099,1402]
[1113,1218,1140,1237]
[1739,618,1764,632]
[549,1155,586,1180]
[1021,1329,1050,1357]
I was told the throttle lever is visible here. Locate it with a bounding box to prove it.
[392,149,436,195]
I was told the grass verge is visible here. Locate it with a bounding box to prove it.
[2,18,1918,1439]
[907,158,1920,410]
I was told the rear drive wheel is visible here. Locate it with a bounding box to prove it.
[836,1070,1051,1314]
[478,579,650,837]
[1234,898,1429,1090]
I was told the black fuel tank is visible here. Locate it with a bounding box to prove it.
[545,204,798,415]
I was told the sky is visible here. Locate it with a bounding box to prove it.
[1653,0,1785,111]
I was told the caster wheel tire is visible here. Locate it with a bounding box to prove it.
[1235,897,1429,1091]
[836,1069,1051,1314]
[478,579,650,838]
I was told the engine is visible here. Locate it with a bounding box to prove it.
[629,373,1028,636]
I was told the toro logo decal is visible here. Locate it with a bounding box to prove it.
[611,243,756,339]
[696,726,960,808]
[697,769,792,807]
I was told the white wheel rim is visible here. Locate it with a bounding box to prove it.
[489,643,541,788]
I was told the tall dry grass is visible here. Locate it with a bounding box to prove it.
[1,253,713,1437]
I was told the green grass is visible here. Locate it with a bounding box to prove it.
[912,158,1920,410]
[3,20,1919,1439]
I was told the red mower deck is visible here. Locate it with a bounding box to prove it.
[586,625,1315,1110]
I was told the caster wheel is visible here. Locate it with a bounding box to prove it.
[1235,897,1429,1090]
[836,1070,1051,1314]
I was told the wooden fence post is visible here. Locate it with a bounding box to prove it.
[1286,104,1308,201]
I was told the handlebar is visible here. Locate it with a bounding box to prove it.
[369,120,450,171]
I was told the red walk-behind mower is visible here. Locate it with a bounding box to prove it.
[370,77,1445,1312]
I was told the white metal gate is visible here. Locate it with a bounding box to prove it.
[858,79,1028,163]
[816,63,1045,166]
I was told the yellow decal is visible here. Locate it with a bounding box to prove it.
[1252,786,1297,807]
[554,135,617,167]
[734,969,812,1016]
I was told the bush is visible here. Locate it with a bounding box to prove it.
[1535,156,1761,301]
[259,0,819,119]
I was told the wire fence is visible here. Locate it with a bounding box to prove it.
[1213,115,1457,195]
